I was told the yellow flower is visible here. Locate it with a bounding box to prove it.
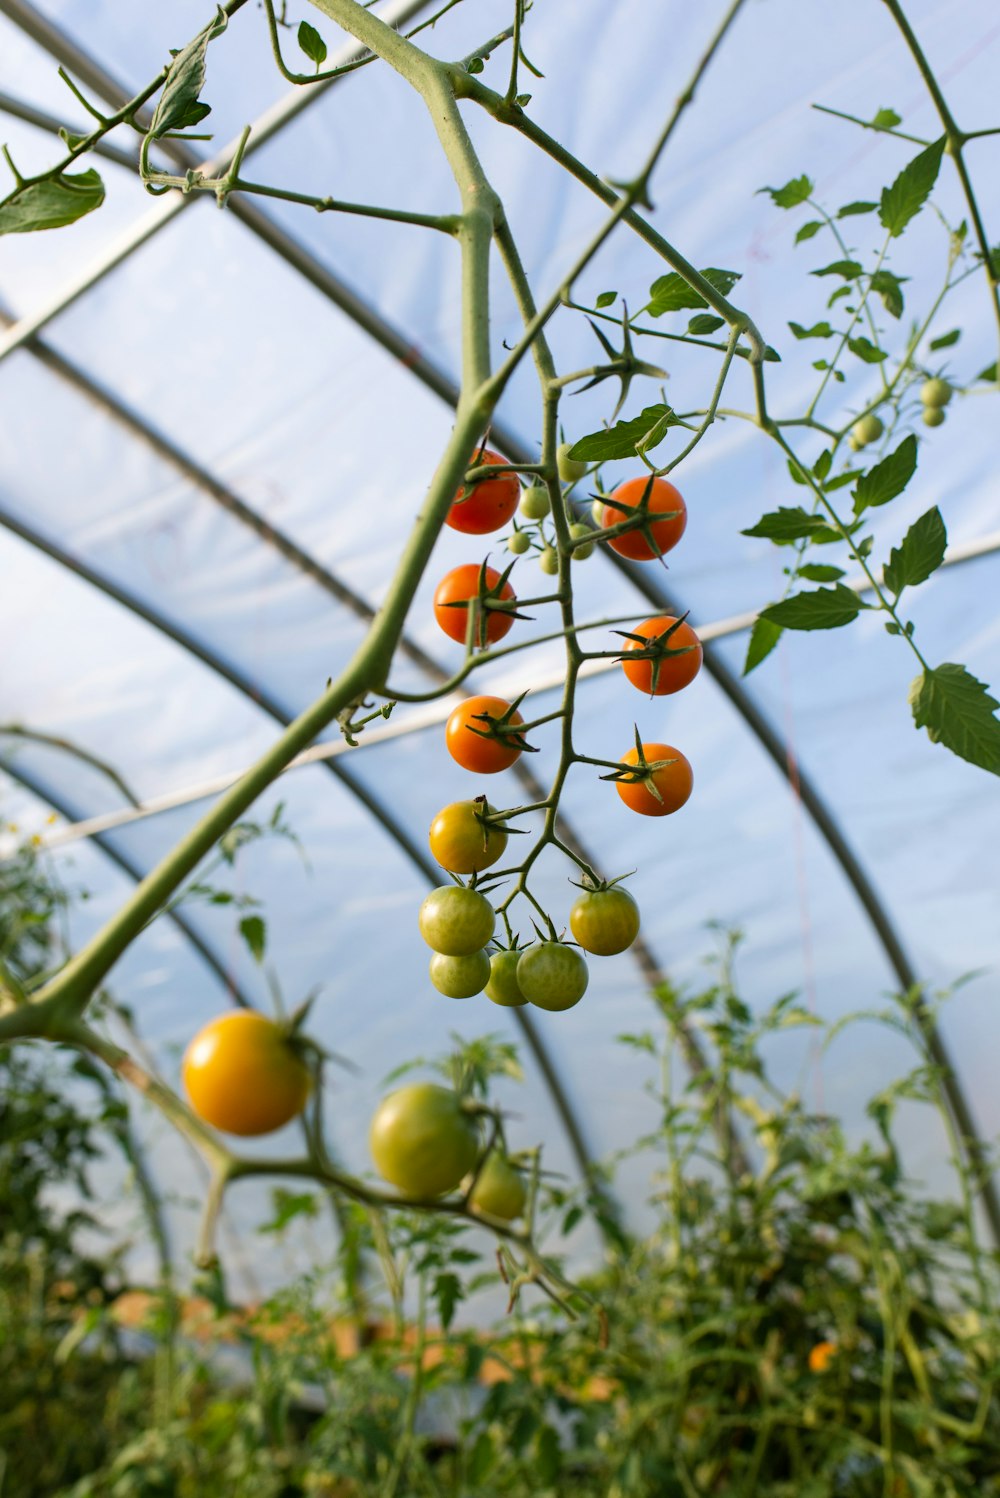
[808,1340,837,1374]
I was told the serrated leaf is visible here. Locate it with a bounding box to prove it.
[648,266,740,316]
[812,259,863,279]
[882,506,946,597]
[798,563,845,582]
[239,914,266,963]
[852,435,917,514]
[848,335,888,363]
[929,328,960,350]
[789,320,834,339]
[761,585,862,631]
[297,20,328,66]
[873,107,902,128]
[687,313,725,335]
[0,168,105,234]
[150,8,226,138]
[795,219,824,244]
[744,616,782,674]
[595,290,617,308]
[909,664,1000,774]
[837,200,878,218]
[568,404,677,461]
[742,507,828,543]
[761,174,813,208]
[870,269,906,318]
[879,137,945,237]
[434,1271,464,1330]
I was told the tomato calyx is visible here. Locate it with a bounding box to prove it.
[462,691,538,757]
[568,869,636,897]
[599,473,682,561]
[437,557,533,648]
[601,726,680,807]
[613,612,698,693]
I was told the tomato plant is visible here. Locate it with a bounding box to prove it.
[182,1011,311,1137]
[433,563,516,646]
[517,942,589,1012]
[600,475,687,560]
[619,615,702,696]
[369,1082,479,1197]
[429,948,491,998]
[429,798,508,873]
[615,742,693,817]
[445,695,527,774]
[446,447,520,534]
[468,1151,527,1221]
[418,885,495,955]
[570,884,640,956]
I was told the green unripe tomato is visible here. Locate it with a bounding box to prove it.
[519,485,551,520]
[920,377,952,408]
[569,886,640,956]
[557,442,589,484]
[569,522,595,560]
[507,529,531,555]
[851,413,884,447]
[922,405,946,428]
[538,546,559,576]
[429,949,491,998]
[517,942,589,1012]
[591,498,605,526]
[370,1082,479,1197]
[418,885,495,956]
[847,434,862,452]
[484,949,528,1007]
[468,1152,527,1221]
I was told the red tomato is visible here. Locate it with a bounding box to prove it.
[600,476,687,560]
[433,564,516,646]
[620,616,702,696]
[446,695,526,773]
[446,447,520,534]
[615,742,693,817]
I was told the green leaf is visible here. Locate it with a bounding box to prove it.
[686,313,724,335]
[978,362,998,383]
[795,219,824,244]
[848,335,888,363]
[742,507,829,543]
[468,1432,497,1484]
[761,585,862,631]
[813,449,832,481]
[568,404,677,461]
[260,1189,318,1235]
[798,563,845,582]
[239,914,266,963]
[297,20,327,66]
[786,457,809,486]
[870,269,906,318]
[837,200,878,217]
[928,328,960,350]
[824,469,863,492]
[882,506,947,597]
[909,664,1000,774]
[150,8,227,137]
[789,320,834,340]
[761,175,814,208]
[852,435,917,514]
[648,266,740,316]
[434,1271,464,1330]
[879,137,945,237]
[0,168,105,234]
[811,259,863,279]
[744,616,782,674]
[873,107,902,129]
[595,290,617,308]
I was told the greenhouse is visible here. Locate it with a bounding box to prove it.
[2,0,999,1492]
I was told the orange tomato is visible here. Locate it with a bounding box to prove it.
[446,695,526,773]
[429,798,508,874]
[600,476,687,560]
[615,742,693,817]
[620,615,703,696]
[446,447,520,534]
[433,564,516,646]
[182,1011,311,1136]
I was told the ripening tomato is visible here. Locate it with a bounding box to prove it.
[446,695,526,774]
[182,1011,311,1136]
[570,886,640,956]
[418,885,495,955]
[370,1082,479,1197]
[484,949,529,1007]
[620,615,702,696]
[429,798,508,874]
[446,447,520,534]
[615,742,693,817]
[557,442,589,483]
[517,942,589,1012]
[468,1152,527,1221]
[429,949,491,998]
[601,476,687,560]
[433,564,516,647]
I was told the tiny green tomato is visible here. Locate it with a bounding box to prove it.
[922,405,946,428]
[484,949,528,1007]
[557,442,589,484]
[507,529,531,554]
[468,1152,527,1220]
[429,949,491,999]
[569,522,595,560]
[538,546,559,576]
[920,377,952,408]
[519,485,551,520]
